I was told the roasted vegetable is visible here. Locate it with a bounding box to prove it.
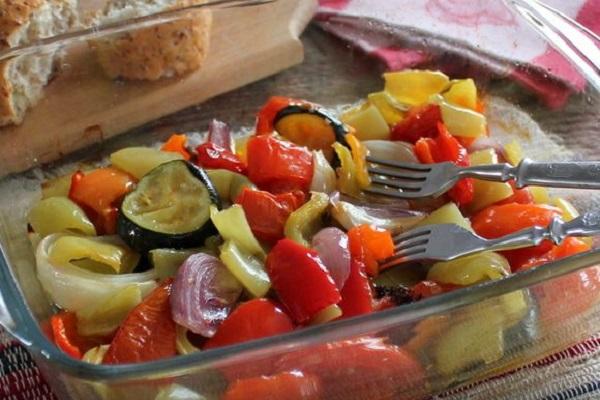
[149,248,199,279]
[367,91,405,125]
[439,100,486,138]
[77,285,142,337]
[384,70,449,106]
[246,134,314,193]
[236,188,305,244]
[28,197,96,237]
[417,202,471,231]
[161,134,191,160]
[36,234,156,313]
[219,240,270,298]
[69,167,136,235]
[341,103,390,141]
[310,150,337,194]
[171,253,243,337]
[443,79,477,110]
[109,147,183,179]
[348,224,394,276]
[273,104,349,159]
[338,259,374,318]
[118,161,221,253]
[196,142,247,174]
[103,279,176,364]
[467,148,514,213]
[284,192,329,247]
[206,169,255,204]
[210,204,265,258]
[266,239,341,324]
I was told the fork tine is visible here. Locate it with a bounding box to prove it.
[368,166,428,180]
[392,226,432,244]
[379,248,427,269]
[364,185,424,199]
[370,176,424,190]
[395,237,429,252]
[366,156,431,171]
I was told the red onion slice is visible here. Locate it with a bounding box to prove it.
[311,227,351,290]
[207,119,233,152]
[171,253,243,337]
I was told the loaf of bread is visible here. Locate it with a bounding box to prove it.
[91,0,212,81]
[0,0,78,126]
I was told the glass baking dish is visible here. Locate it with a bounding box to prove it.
[1,0,599,399]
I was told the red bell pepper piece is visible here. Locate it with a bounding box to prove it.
[519,238,600,324]
[50,312,98,359]
[222,371,321,400]
[414,122,474,206]
[471,202,562,271]
[246,135,313,193]
[347,224,394,277]
[161,133,191,160]
[103,279,176,364]
[204,298,294,350]
[69,167,136,235]
[195,142,247,174]
[496,181,534,205]
[275,337,425,400]
[338,259,374,318]
[235,188,305,244]
[266,239,341,324]
[391,104,442,143]
[255,96,313,135]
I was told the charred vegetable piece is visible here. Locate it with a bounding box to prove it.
[274,104,349,160]
[118,161,221,253]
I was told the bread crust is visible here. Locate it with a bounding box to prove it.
[92,0,212,81]
[0,0,44,125]
[0,0,45,49]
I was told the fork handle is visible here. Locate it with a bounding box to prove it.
[459,158,600,190]
[485,210,600,253]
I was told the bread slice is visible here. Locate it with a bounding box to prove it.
[91,0,212,81]
[0,0,78,126]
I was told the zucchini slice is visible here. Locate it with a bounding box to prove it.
[118,161,221,252]
[274,104,349,160]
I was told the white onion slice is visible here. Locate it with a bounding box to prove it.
[171,253,243,337]
[330,196,424,234]
[36,234,157,313]
[312,227,351,290]
[310,150,336,194]
[363,140,417,163]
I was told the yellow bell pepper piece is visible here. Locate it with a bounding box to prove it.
[443,79,477,110]
[333,142,361,197]
[427,252,510,286]
[417,202,472,232]
[503,139,523,166]
[346,133,371,189]
[384,69,450,106]
[467,149,514,213]
[440,101,487,138]
[341,103,390,141]
[367,91,404,125]
[284,192,330,247]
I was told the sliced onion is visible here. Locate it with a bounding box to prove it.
[36,234,157,313]
[330,195,425,233]
[363,140,417,163]
[171,253,243,337]
[207,119,233,152]
[467,135,503,154]
[312,227,351,290]
[310,150,336,194]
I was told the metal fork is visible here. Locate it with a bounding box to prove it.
[380,210,600,269]
[365,157,600,199]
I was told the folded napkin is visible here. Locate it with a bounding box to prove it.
[316,0,600,108]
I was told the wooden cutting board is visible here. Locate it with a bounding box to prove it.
[0,0,316,178]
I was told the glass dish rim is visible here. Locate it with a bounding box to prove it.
[2,238,600,382]
[0,0,599,384]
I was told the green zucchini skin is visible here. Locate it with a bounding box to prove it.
[274,104,350,147]
[117,161,221,253]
